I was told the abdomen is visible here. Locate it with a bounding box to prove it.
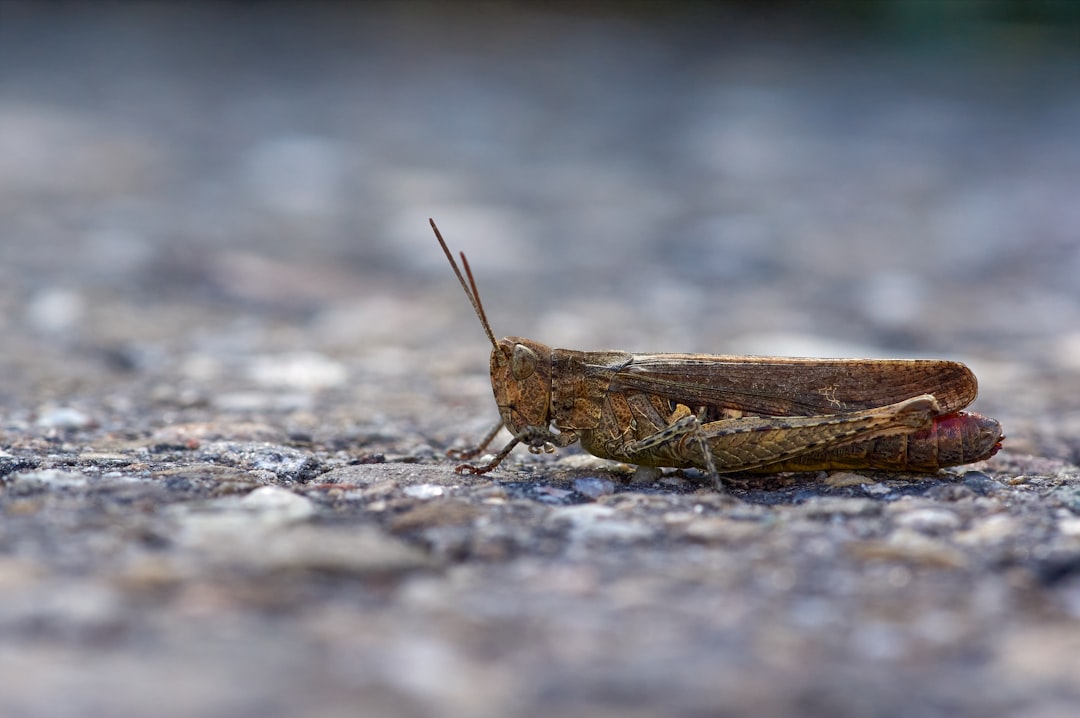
[749,411,1003,473]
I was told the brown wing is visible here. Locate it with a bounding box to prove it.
[602,354,978,417]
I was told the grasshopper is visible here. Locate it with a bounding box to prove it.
[431,219,1003,488]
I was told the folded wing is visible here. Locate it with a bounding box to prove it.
[605,354,978,417]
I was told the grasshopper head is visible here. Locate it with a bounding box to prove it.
[429,219,554,438]
[492,336,553,435]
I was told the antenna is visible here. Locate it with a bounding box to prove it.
[430,218,500,352]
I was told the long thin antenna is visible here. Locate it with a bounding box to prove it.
[430,218,500,351]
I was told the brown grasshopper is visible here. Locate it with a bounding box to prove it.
[431,219,1003,488]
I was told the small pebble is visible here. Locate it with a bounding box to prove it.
[534,486,574,503]
[573,477,616,499]
[35,406,94,429]
[240,486,317,521]
[403,484,446,499]
[824,471,869,488]
[7,469,88,489]
[862,482,893,497]
[962,471,1004,496]
[630,465,662,485]
[894,508,961,534]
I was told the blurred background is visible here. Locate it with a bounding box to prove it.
[1,0,1078,457]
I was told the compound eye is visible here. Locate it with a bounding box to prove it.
[510,344,538,380]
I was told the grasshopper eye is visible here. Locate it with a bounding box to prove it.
[511,344,538,380]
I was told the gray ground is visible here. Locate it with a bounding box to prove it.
[2,4,1080,717]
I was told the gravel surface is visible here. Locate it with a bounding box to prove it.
[2,4,1080,717]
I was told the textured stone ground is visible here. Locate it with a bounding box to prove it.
[2,4,1079,717]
